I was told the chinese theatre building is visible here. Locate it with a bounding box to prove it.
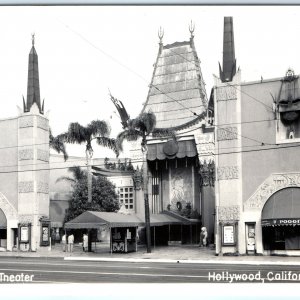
[215,17,300,255]
[128,26,216,244]
[0,37,50,252]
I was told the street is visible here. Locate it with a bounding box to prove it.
[0,257,300,283]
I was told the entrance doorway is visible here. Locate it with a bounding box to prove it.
[0,208,7,249]
[0,229,6,248]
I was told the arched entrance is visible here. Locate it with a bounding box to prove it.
[0,208,7,249]
[262,187,300,250]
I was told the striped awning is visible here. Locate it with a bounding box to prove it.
[147,140,197,161]
[262,188,300,226]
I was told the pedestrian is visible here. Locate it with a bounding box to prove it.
[83,233,88,252]
[62,233,67,252]
[68,234,74,252]
[199,227,208,247]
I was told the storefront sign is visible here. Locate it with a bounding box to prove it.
[222,225,236,246]
[262,218,300,226]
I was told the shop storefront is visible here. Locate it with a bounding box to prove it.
[262,187,300,253]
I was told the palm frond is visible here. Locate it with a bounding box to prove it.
[116,129,141,152]
[65,122,88,144]
[133,112,156,135]
[49,128,69,161]
[87,120,110,138]
[69,166,87,181]
[56,166,87,184]
[96,137,119,156]
[55,176,76,184]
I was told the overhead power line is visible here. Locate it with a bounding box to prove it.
[56,18,279,148]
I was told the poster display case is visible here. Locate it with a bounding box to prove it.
[18,223,31,251]
[221,223,236,246]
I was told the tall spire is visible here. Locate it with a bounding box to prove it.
[219,17,236,82]
[23,34,44,114]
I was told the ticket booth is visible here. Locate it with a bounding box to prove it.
[111,226,138,253]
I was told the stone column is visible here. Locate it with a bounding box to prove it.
[18,104,49,251]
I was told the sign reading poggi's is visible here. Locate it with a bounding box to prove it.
[262,219,300,226]
[279,219,300,225]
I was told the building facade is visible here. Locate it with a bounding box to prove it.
[126,26,216,243]
[215,17,300,255]
[0,37,50,252]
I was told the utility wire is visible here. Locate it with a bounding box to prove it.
[1,141,300,173]
[0,117,277,153]
[56,19,277,148]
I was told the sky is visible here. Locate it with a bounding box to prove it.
[1,6,300,158]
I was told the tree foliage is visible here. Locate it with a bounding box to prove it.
[60,120,118,156]
[49,128,68,161]
[64,168,119,223]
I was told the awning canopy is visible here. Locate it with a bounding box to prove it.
[262,188,300,226]
[65,211,143,229]
[147,140,197,161]
[64,211,196,229]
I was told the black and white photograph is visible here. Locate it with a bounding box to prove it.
[0,3,300,297]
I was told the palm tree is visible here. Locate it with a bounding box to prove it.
[60,120,118,203]
[49,128,68,161]
[116,111,175,253]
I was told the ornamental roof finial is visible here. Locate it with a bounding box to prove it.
[158,26,164,44]
[31,32,35,46]
[189,20,195,39]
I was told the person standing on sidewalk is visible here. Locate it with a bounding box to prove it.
[62,233,67,252]
[68,234,74,252]
[83,234,88,252]
[199,227,208,247]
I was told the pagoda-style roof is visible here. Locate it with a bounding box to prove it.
[142,36,208,130]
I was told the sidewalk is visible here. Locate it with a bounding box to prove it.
[1,243,300,265]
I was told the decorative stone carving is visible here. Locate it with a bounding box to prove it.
[37,116,49,131]
[132,167,143,190]
[37,182,49,194]
[244,173,300,210]
[0,192,17,219]
[194,132,215,162]
[194,132,214,144]
[218,205,240,221]
[19,116,33,128]
[19,181,34,193]
[198,144,215,156]
[19,149,34,160]
[19,214,33,224]
[216,86,237,101]
[199,160,215,187]
[217,127,238,141]
[37,149,49,162]
[217,166,239,180]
